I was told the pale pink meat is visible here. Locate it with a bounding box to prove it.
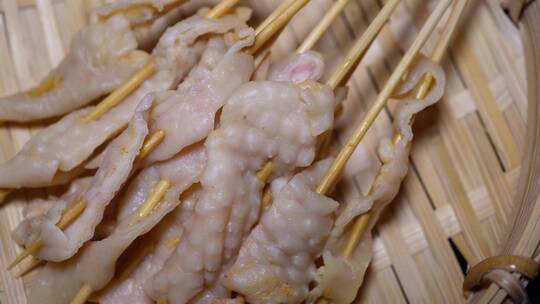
[142,28,255,165]
[0,15,149,122]
[145,77,336,303]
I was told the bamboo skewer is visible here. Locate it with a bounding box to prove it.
[246,0,310,55]
[136,129,166,162]
[325,0,400,90]
[15,257,44,278]
[253,0,298,37]
[340,0,469,260]
[204,0,240,19]
[82,59,157,122]
[138,180,171,218]
[296,0,352,53]
[69,283,93,304]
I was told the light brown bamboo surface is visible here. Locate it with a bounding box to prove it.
[0,0,528,303]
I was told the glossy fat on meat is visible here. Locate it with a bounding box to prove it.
[268,51,325,83]
[12,177,93,247]
[142,29,255,165]
[21,98,151,262]
[99,190,201,304]
[0,15,149,122]
[145,79,336,303]
[27,148,206,304]
[223,159,337,304]
[0,13,247,189]
[309,57,446,304]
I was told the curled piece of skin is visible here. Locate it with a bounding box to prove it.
[310,57,446,304]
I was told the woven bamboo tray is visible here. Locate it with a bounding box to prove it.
[0,0,532,303]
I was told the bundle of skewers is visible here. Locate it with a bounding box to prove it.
[0,0,538,303]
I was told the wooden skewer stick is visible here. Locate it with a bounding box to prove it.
[204,0,240,19]
[340,0,468,259]
[253,0,298,37]
[246,0,310,55]
[326,0,401,90]
[69,283,93,304]
[138,180,171,218]
[296,0,353,53]
[256,162,274,181]
[82,59,157,122]
[70,177,171,304]
[15,257,44,278]
[135,129,166,163]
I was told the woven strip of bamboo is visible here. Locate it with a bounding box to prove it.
[0,0,526,303]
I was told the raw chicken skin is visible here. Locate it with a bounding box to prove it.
[12,177,93,246]
[17,97,151,262]
[0,15,149,122]
[145,79,336,303]
[309,57,446,304]
[26,146,206,304]
[143,29,255,164]
[223,159,338,304]
[0,13,248,189]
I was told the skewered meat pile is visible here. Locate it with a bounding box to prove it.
[0,11,249,189]
[145,54,336,303]
[0,1,450,303]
